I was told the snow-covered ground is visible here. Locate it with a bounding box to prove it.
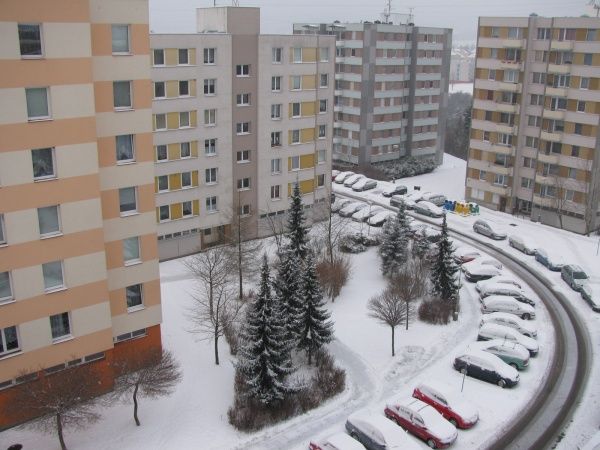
[449,83,474,95]
[2,154,598,449]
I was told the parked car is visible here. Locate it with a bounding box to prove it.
[332,198,352,213]
[480,312,537,338]
[472,339,530,370]
[419,192,447,207]
[534,248,565,271]
[309,432,366,450]
[368,211,395,227]
[339,202,367,218]
[390,192,423,209]
[481,295,536,320]
[410,223,442,243]
[345,412,422,450]
[477,323,539,356]
[508,235,536,255]
[332,169,341,179]
[353,178,378,192]
[453,349,519,388]
[413,201,445,218]
[472,219,507,240]
[561,264,589,291]
[580,284,600,313]
[335,171,355,184]
[344,174,365,187]
[479,282,536,306]
[353,205,384,222]
[382,185,408,197]
[412,382,479,429]
[476,276,522,293]
[453,247,482,264]
[463,263,502,282]
[384,397,458,448]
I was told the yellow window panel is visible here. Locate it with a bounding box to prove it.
[166,80,178,98]
[300,153,315,169]
[169,173,182,191]
[193,200,200,216]
[170,203,183,220]
[166,112,179,130]
[165,48,178,66]
[168,143,180,160]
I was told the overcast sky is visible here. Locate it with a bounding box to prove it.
[149,0,594,43]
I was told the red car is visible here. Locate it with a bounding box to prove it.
[413,383,479,429]
[384,397,458,449]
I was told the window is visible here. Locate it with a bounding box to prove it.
[272,47,282,63]
[0,272,12,303]
[119,187,137,215]
[179,111,190,128]
[528,115,541,127]
[290,155,300,170]
[320,74,329,88]
[0,326,19,357]
[154,81,165,98]
[237,178,250,190]
[508,27,520,39]
[18,24,42,57]
[126,284,143,310]
[490,27,500,38]
[116,135,135,163]
[530,94,543,106]
[156,145,167,161]
[521,177,534,189]
[542,163,559,176]
[568,167,577,179]
[575,123,583,135]
[271,131,282,147]
[42,261,64,291]
[540,185,557,198]
[239,204,251,216]
[111,25,129,53]
[488,69,496,81]
[236,64,250,76]
[550,97,567,111]
[153,49,164,65]
[523,156,535,168]
[236,150,250,163]
[182,201,192,217]
[292,102,301,117]
[179,142,191,159]
[236,122,250,134]
[272,76,281,91]
[505,48,520,62]
[0,214,5,246]
[580,77,590,89]
[503,70,518,83]
[499,133,512,146]
[32,147,55,179]
[204,109,216,126]
[577,101,586,113]
[318,149,326,163]
[123,236,140,265]
[236,93,250,106]
[534,50,547,62]
[181,172,192,188]
[205,138,216,155]
[270,185,281,199]
[203,48,215,64]
[179,80,189,96]
[271,104,281,119]
[155,114,166,130]
[205,168,218,184]
[291,129,300,144]
[319,99,328,113]
[584,53,593,66]
[159,205,169,221]
[204,79,216,95]
[291,75,301,90]
[565,190,575,201]
[271,158,281,173]
[537,28,550,40]
[157,175,168,192]
[320,47,329,62]
[178,48,189,65]
[317,174,325,187]
[479,170,487,181]
[483,131,490,142]
[25,87,49,120]
[532,72,546,84]
[113,81,132,109]
[50,312,71,341]
[558,28,576,41]
[490,48,498,59]
[571,145,580,157]
[293,47,302,63]
[493,174,507,186]
[485,111,493,121]
[495,153,507,166]
[525,136,539,149]
[318,124,327,138]
[206,196,217,212]
[38,205,60,236]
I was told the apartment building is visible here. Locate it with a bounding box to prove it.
[450,46,476,83]
[293,21,452,167]
[151,7,335,260]
[466,16,600,233]
[0,0,162,428]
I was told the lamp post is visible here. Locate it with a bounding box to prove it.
[367,201,373,237]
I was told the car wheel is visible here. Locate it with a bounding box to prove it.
[449,418,458,427]
[351,432,359,440]
[460,367,467,375]
[497,379,506,388]
[522,313,530,320]
[509,363,518,370]
[427,439,437,449]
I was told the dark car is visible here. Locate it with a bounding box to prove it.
[382,185,408,197]
[453,350,519,388]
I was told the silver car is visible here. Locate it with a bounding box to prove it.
[473,219,507,240]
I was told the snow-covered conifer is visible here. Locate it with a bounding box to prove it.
[430,214,459,304]
[378,201,410,276]
[287,182,308,260]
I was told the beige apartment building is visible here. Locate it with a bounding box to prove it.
[466,16,600,233]
[0,0,162,428]
[293,21,452,167]
[151,7,335,260]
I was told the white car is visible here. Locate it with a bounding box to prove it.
[352,205,383,222]
[481,295,536,320]
[368,210,395,227]
[419,192,447,207]
[309,432,366,450]
[344,174,365,187]
[479,282,536,306]
[331,198,352,213]
[476,276,522,292]
[480,312,537,338]
[478,323,539,356]
[508,235,536,255]
[390,191,423,209]
[463,263,502,282]
[352,178,377,192]
[413,201,445,218]
[334,171,355,184]
[332,169,341,179]
[339,202,367,217]
[345,412,421,450]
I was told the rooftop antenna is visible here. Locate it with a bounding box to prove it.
[589,0,600,17]
[408,7,415,24]
[232,0,239,5]
[382,0,392,23]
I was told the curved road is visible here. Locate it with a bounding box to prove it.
[337,190,592,449]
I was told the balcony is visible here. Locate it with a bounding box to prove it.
[496,81,521,92]
[537,152,559,164]
[496,102,520,114]
[502,38,525,48]
[547,63,571,74]
[495,123,516,135]
[540,130,562,143]
[490,144,514,155]
[546,86,568,97]
[499,60,523,70]
[543,109,566,120]
[550,40,574,51]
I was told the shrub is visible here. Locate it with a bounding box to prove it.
[374,157,436,180]
[222,320,239,356]
[418,298,453,324]
[338,235,367,254]
[316,254,352,301]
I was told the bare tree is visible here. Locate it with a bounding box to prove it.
[389,260,428,330]
[315,189,349,266]
[316,253,352,302]
[7,362,103,450]
[112,348,182,426]
[258,203,288,254]
[368,287,411,357]
[184,247,230,317]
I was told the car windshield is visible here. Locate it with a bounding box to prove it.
[573,271,588,279]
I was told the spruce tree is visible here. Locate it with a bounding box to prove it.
[412,230,432,260]
[378,201,410,277]
[237,255,294,405]
[287,182,308,260]
[430,214,459,304]
[297,252,334,365]
[273,247,303,344]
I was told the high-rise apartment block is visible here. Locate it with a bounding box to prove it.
[466,16,600,233]
[293,21,452,167]
[0,0,162,428]
[151,7,335,260]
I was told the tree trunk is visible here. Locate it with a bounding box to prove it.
[391,326,395,357]
[209,281,214,317]
[308,346,312,365]
[133,382,141,426]
[405,302,409,330]
[57,412,67,450]
[214,329,220,365]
